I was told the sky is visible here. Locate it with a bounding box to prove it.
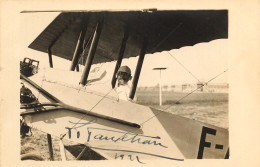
[20,12,228,87]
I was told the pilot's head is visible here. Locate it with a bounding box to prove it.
[116,66,132,85]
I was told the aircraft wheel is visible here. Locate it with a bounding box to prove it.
[21,153,44,161]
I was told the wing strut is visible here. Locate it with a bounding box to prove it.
[129,35,148,99]
[129,12,151,99]
[70,14,89,71]
[80,14,104,86]
[47,15,77,68]
[48,49,53,68]
[111,23,129,88]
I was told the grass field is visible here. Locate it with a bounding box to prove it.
[21,90,228,161]
[136,90,229,129]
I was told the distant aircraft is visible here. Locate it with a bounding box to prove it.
[20,9,229,161]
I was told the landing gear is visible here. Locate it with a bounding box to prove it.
[21,153,44,161]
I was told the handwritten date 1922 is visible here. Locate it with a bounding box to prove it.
[115,153,145,164]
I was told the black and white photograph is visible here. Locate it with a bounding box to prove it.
[19,9,229,161]
[0,0,260,166]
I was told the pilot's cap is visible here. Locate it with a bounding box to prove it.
[117,66,131,76]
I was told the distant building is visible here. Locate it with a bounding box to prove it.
[203,83,229,93]
[197,83,204,92]
[138,83,229,93]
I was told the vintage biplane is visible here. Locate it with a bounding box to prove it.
[20,9,229,162]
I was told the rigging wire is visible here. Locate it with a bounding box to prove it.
[76,32,95,68]
[173,69,228,105]
[75,32,94,92]
[60,88,114,139]
[167,51,202,83]
[166,51,209,91]
[100,69,228,140]
[138,69,228,126]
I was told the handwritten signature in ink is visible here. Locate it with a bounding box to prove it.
[66,119,168,148]
[65,119,184,162]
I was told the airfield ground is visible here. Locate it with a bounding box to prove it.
[21,91,228,161]
[136,91,228,129]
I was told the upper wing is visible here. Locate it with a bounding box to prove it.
[28,10,228,64]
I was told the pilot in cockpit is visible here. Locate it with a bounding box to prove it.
[115,66,133,101]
